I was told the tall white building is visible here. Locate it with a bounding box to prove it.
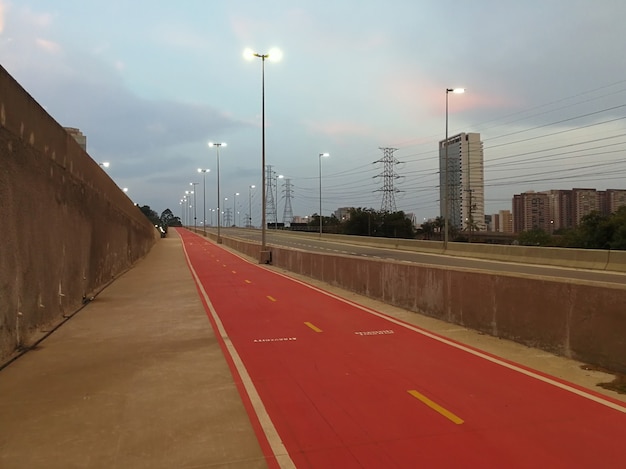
[439,132,485,231]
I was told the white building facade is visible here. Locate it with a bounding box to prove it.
[439,132,485,232]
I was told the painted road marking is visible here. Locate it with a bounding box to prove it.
[267,296,277,302]
[245,280,252,284]
[408,390,464,425]
[355,329,394,336]
[232,270,237,274]
[254,337,297,343]
[305,322,323,333]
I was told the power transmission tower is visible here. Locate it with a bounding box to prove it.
[223,208,232,227]
[373,147,401,212]
[265,165,275,227]
[282,178,294,225]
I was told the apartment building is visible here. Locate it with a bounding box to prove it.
[439,132,485,231]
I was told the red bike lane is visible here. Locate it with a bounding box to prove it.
[178,229,626,468]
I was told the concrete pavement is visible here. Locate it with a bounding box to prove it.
[0,231,268,469]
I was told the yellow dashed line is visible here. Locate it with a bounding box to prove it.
[232,270,237,274]
[245,280,252,284]
[267,296,277,302]
[304,322,323,333]
[407,390,464,425]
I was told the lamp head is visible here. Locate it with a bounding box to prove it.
[267,48,283,62]
[447,88,465,94]
[243,48,256,60]
[243,47,282,62]
[320,152,330,158]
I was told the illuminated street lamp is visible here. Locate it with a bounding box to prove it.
[99,161,110,168]
[208,142,227,243]
[244,47,282,263]
[444,87,465,249]
[198,168,210,235]
[319,152,330,236]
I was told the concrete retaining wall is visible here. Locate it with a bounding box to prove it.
[213,233,626,374]
[0,65,158,361]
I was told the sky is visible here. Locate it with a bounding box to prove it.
[2,0,626,226]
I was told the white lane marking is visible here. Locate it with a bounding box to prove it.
[181,239,297,469]
[267,270,626,415]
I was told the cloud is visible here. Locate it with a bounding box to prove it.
[0,0,5,33]
[305,119,373,138]
[35,37,61,53]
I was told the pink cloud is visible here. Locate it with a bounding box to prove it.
[306,119,372,138]
[36,37,61,53]
[0,1,5,33]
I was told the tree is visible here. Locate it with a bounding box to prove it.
[160,208,181,227]
[342,208,379,236]
[419,221,435,240]
[138,205,160,226]
[517,228,553,246]
[378,211,415,238]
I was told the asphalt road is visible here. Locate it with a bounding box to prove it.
[217,228,626,286]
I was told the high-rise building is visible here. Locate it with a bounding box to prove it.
[439,132,485,231]
[572,188,599,226]
[601,189,626,215]
[512,191,551,233]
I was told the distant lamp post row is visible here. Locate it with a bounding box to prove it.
[248,185,255,227]
[189,182,198,231]
[208,142,226,243]
[444,87,465,249]
[197,168,210,234]
[244,47,282,263]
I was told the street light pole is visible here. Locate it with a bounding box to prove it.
[233,192,239,227]
[197,169,210,235]
[444,87,465,249]
[244,47,282,263]
[184,191,192,227]
[248,185,255,228]
[208,142,226,243]
[190,182,198,231]
[319,152,330,237]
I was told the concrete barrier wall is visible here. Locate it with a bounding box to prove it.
[215,234,626,374]
[0,65,158,361]
[307,233,626,272]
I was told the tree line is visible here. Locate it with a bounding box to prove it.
[137,204,626,250]
[518,206,626,250]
